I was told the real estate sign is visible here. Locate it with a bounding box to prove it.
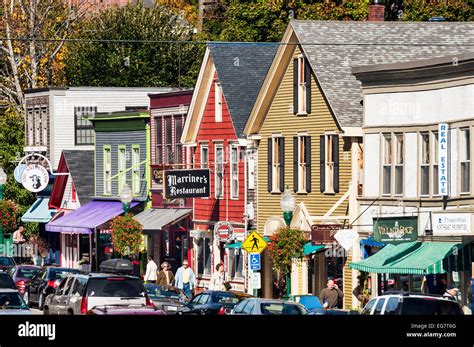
[164,169,210,198]
[439,123,449,196]
[432,213,471,236]
[373,217,418,244]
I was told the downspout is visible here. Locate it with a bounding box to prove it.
[244,141,249,293]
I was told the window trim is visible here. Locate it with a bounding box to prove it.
[215,82,222,123]
[419,132,430,197]
[103,145,112,196]
[271,135,283,193]
[324,133,336,194]
[296,135,309,194]
[418,131,440,198]
[155,116,163,165]
[459,127,471,195]
[74,106,96,146]
[118,145,127,195]
[381,133,404,197]
[215,143,224,199]
[131,144,140,196]
[230,145,239,200]
[200,143,209,169]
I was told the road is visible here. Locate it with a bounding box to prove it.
[30,308,42,315]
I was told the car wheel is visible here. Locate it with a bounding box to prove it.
[38,294,44,310]
[43,307,49,315]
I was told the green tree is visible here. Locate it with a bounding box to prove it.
[65,4,203,88]
[401,0,474,21]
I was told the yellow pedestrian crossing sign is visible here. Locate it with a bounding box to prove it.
[242,231,267,254]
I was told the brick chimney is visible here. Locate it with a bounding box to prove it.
[368,0,385,22]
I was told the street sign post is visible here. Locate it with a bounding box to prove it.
[249,253,261,271]
[250,271,261,290]
[242,231,267,254]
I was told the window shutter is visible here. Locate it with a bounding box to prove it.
[320,135,325,193]
[267,138,272,193]
[333,135,339,193]
[305,136,311,193]
[293,59,298,115]
[304,59,311,114]
[279,137,285,192]
[293,137,298,192]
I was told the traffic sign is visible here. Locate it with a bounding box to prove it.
[249,253,261,271]
[242,231,267,254]
[250,272,261,289]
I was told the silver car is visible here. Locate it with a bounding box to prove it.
[44,273,151,315]
[0,288,31,315]
[230,298,308,315]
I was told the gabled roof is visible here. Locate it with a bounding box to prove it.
[182,43,278,143]
[291,20,474,128]
[62,150,94,205]
[246,20,474,133]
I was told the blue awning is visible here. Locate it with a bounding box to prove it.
[21,197,57,223]
[303,242,326,256]
[360,237,385,248]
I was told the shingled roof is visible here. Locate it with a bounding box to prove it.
[290,20,474,128]
[208,43,278,137]
[62,150,94,205]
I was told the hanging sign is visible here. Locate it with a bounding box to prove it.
[334,229,359,251]
[373,217,418,244]
[21,164,49,192]
[214,221,234,242]
[164,169,210,198]
[438,123,449,196]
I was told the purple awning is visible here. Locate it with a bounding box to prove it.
[45,200,140,234]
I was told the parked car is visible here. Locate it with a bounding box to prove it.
[231,298,308,315]
[0,271,17,290]
[144,284,188,314]
[87,304,166,315]
[43,273,153,315]
[0,256,16,271]
[286,294,324,314]
[7,265,41,296]
[177,290,252,315]
[361,292,464,315]
[24,266,80,309]
[0,288,31,315]
[309,309,360,315]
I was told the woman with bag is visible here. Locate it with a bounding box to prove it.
[209,263,230,290]
[157,261,175,286]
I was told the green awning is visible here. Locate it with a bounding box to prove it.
[224,237,271,249]
[349,241,471,275]
[21,197,57,223]
[303,242,326,256]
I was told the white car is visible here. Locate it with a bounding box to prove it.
[231,298,308,315]
[0,288,31,315]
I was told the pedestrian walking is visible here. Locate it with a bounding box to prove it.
[157,261,175,286]
[174,260,196,299]
[443,285,460,301]
[209,263,226,290]
[319,279,344,309]
[143,256,158,284]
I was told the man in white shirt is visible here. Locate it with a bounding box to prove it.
[144,256,158,284]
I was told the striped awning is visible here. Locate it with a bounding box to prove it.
[21,197,57,223]
[349,241,471,275]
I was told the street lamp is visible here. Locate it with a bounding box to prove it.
[280,186,295,299]
[280,186,295,226]
[120,183,133,214]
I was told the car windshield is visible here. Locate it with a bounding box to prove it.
[0,258,14,266]
[400,297,462,315]
[261,303,304,315]
[17,268,40,279]
[0,274,15,288]
[146,285,180,300]
[213,293,239,304]
[0,292,28,310]
[49,268,79,280]
[297,296,323,310]
[87,278,146,298]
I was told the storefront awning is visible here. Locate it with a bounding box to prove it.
[134,208,192,234]
[350,241,471,275]
[303,242,326,256]
[21,197,57,223]
[360,237,385,248]
[45,200,140,234]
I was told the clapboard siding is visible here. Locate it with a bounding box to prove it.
[95,130,148,198]
[257,46,353,232]
[49,88,169,169]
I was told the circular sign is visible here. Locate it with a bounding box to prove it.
[21,164,49,192]
[14,164,26,183]
[264,216,286,236]
[214,222,234,242]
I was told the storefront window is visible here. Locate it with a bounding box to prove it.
[228,242,243,279]
[197,237,212,276]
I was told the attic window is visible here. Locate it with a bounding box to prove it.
[215,82,222,123]
[293,55,311,116]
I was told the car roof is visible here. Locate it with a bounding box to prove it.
[13,265,41,269]
[0,288,19,293]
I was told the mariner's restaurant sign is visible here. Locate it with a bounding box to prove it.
[164,169,210,199]
[373,217,418,244]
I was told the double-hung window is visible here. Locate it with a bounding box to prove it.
[268,136,284,193]
[460,128,471,194]
[320,134,339,194]
[432,132,439,195]
[103,146,112,195]
[382,133,404,196]
[132,146,140,195]
[215,82,222,122]
[230,146,239,199]
[74,106,96,145]
[175,116,183,165]
[420,133,430,196]
[201,143,209,169]
[293,55,311,115]
[197,237,212,276]
[155,117,163,164]
[164,117,173,164]
[382,134,392,196]
[394,134,404,195]
[118,146,126,194]
[294,135,311,193]
[215,144,224,199]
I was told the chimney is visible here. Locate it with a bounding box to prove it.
[368,0,385,22]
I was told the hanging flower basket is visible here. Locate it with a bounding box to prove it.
[110,214,143,256]
[0,200,20,233]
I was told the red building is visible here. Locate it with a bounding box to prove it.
[136,90,194,271]
[181,43,277,292]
